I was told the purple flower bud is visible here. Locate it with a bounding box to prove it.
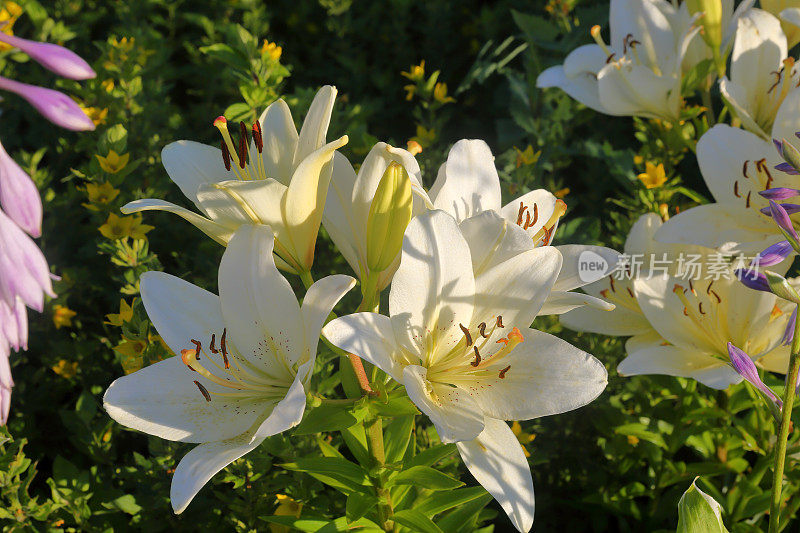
[761,203,800,216]
[736,268,771,292]
[0,33,95,80]
[0,76,95,131]
[783,307,796,347]
[728,342,783,407]
[0,140,42,237]
[761,188,800,200]
[774,163,800,175]
[774,138,783,155]
[752,241,794,267]
[769,200,800,243]
[0,208,55,312]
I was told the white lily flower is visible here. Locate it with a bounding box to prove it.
[655,116,800,253]
[678,0,754,77]
[428,138,620,314]
[322,210,607,532]
[103,225,355,513]
[323,142,432,290]
[719,8,799,140]
[563,214,792,389]
[536,0,699,121]
[122,86,347,274]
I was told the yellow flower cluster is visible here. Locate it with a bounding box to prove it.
[99,213,154,240]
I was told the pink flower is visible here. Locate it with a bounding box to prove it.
[0,33,95,80]
[0,208,54,312]
[0,345,11,425]
[0,76,95,131]
[0,139,42,237]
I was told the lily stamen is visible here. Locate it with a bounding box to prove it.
[194,380,211,402]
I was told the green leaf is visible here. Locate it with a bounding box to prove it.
[392,509,444,533]
[387,466,464,491]
[346,492,377,522]
[614,423,667,449]
[681,58,714,96]
[677,479,728,533]
[261,515,382,532]
[341,422,371,466]
[415,486,489,517]
[281,457,370,495]
[102,494,141,515]
[294,404,363,435]
[383,416,415,463]
[368,391,420,417]
[406,444,457,469]
[435,493,493,532]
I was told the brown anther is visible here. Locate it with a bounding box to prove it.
[471,346,482,367]
[459,323,473,346]
[605,53,616,64]
[498,365,511,379]
[742,160,749,179]
[252,120,263,153]
[478,322,489,338]
[626,287,635,298]
[220,327,230,369]
[532,203,539,225]
[193,380,211,402]
[609,276,617,292]
[542,225,555,245]
[496,315,504,328]
[688,279,695,294]
[209,333,219,354]
[238,124,248,169]
[524,211,532,230]
[191,339,202,359]
[516,202,526,225]
[698,302,705,315]
[221,140,231,171]
[734,181,740,198]
[746,191,751,208]
[683,307,688,316]
[709,289,722,303]
[600,289,610,298]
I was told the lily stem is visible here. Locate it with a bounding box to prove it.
[365,415,394,531]
[768,307,800,533]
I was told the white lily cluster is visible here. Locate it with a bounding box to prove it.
[544,0,800,390]
[104,86,615,530]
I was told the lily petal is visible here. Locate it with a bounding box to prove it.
[293,85,337,169]
[258,98,299,184]
[160,141,229,207]
[121,198,234,246]
[619,344,742,389]
[456,418,534,533]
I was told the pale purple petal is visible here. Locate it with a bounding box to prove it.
[728,342,782,407]
[761,203,800,216]
[735,268,771,292]
[769,200,800,242]
[0,33,94,80]
[0,298,27,352]
[760,188,800,200]
[0,140,42,237]
[0,343,11,425]
[0,77,95,131]
[751,241,794,267]
[0,208,54,311]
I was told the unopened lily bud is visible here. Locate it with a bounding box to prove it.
[769,200,800,250]
[686,0,723,50]
[765,270,800,304]
[366,162,413,273]
[779,137,800,174]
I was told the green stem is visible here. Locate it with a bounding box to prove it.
[701,90,715,126]
[299,270,314,289]
[769,309,800,533]
[365,415,394,531]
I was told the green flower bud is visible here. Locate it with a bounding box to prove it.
[366,162,413,273]
[686,0,723,51]
[766,270,800,304]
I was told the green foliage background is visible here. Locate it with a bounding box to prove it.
[2,0,797,531]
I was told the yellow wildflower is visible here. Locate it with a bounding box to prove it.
[80,106,108,126]
[627,435,640,446]
[633,154,644,166]
[403,84,416,101]
[96,150,130,174]
[270,495,303,533]
[433,82,455,104]
[52,305,77,329]
[411,124,436,148]
[82,181,120,210]
[407,140,423,156]
[401,60,425,82]
[511,421,536,457]
[51,360,79,379]
[515,145,541,168]
[637,162,667,189]
[101,78,115,92]
[109,36,136,52]
[105,299,134,326]
[99,213,154,240]
[0,2,22,51]
[261,40,282,61]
